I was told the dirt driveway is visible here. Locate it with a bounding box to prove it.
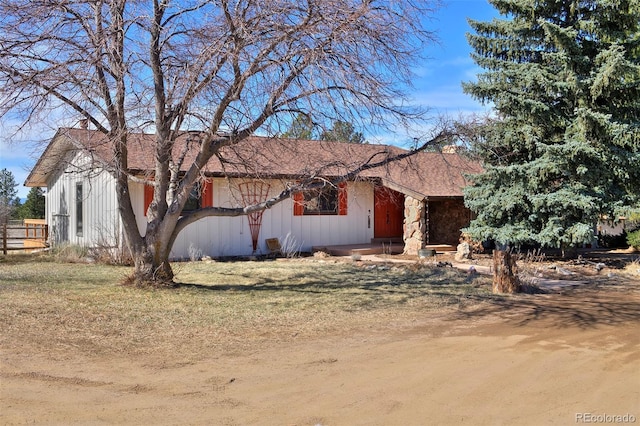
[2,278,639,425]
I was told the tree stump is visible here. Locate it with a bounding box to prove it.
[492,250,520,294]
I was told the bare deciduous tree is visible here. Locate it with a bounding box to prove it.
[0,0,447,285]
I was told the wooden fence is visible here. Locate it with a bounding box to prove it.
[1,219,49,255]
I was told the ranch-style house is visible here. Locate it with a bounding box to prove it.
[25,127,482,258]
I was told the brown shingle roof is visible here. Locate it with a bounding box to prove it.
[26,128,481,198]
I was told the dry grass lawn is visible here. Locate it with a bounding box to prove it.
[0,253,494,359]
[1,251,638,425]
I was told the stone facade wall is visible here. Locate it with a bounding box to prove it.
[402,196,474,254]
[427,198,472,246]
[403,196,426,255]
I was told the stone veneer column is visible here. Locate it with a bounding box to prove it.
[403,196,426,255]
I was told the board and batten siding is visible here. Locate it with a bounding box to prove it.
[131,178,375,259]
[46,151,121,247]
[47,162,375,258]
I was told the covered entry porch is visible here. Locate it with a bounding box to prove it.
[313,184,469,257]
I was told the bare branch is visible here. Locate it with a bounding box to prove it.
[2,0,443,284]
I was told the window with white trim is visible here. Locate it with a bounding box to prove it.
[75,182,83,236]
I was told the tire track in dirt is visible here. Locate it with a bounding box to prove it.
[1,370,156,395]
[2,371,113,387]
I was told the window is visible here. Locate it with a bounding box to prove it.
[293,182,347,216]
[75,182,83,236]
[182,182,202,212]
[303,186,339,215]
[143,180,213,216]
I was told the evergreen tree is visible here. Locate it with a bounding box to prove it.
[281,113,315,140]
[320,120,366,144]
[17,187,45,220]
[282,116,366,143]
[0,168,19,223]
[463,0,640,250]
[0,168,18,203]
[10,197,22,220]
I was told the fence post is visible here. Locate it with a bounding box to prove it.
[2,223,6,255]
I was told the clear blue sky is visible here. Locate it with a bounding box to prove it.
[418,0,497,116]
[0,0,497,199]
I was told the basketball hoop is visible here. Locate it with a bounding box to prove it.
[238,181,271,253]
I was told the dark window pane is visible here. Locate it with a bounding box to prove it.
[76,183,83,236]
[183,183,201,212]
[303,186,338,215]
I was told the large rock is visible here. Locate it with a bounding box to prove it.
[454,241,471,261]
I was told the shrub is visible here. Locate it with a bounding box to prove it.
[188,243,204,262]
[50,243,90,263]
[627,229,640,250]
[89,221,134,265]
[280,232,303,258]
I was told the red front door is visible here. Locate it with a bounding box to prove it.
[374,187,404,238]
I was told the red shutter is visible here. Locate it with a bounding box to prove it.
[143,184,154,217]
[202,179,213,208]
[293,191,304,216]
[338,182,348,215]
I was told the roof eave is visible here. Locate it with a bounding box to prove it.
[380,178,426,201]
[24,129,75,187]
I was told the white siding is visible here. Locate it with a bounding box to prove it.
[46,151,120,247]
[48,162,375,258]
[167,178,375,259]
[129,179,148,237]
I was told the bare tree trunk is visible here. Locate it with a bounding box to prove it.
[492,250,520,294]
[117,174,176,287]
[124,217,176,287]
[131,243,174,287]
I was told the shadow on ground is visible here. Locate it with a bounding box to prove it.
[454,281,640,329]
[174,260,640,330]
